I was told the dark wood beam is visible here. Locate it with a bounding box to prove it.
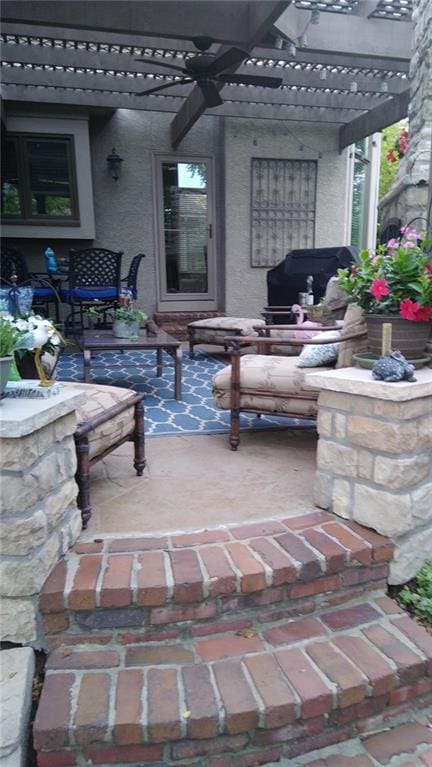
[0,1,291,46]
[1,42,409,95]
[2,83,356,123]
[339,88,410,149]
[2,67,382,112]
[252,45,410,73]
[170,0,289,149]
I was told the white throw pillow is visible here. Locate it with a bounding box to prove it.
[296,330,341,368]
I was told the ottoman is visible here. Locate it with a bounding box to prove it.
[60,382,145,528]
[187,316,265,357]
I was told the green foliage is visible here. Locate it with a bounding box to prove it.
[337,228,432,318]
[398,560,432,624]
[113,306,147,324]
[0,317,23,357]
[379,121,407,201]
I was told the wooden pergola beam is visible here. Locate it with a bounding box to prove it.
[2,67,383,112]
[2,83,356,123]
[170,0,289,148]
[339,88,410,150]
[1,1,292,46]
[1,42,409,95]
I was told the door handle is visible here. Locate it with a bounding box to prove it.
[208,223,213,239]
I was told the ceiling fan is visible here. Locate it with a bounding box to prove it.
[135,36,283,107]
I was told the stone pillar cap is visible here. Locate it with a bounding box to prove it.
[0,387,85,437]
[305,366,432,401]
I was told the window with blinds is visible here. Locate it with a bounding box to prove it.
[1,133,79,224]
[251,159,317,267]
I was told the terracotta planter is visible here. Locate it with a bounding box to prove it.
[365,314,431,358]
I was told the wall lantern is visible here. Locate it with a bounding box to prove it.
[106,148,123,180]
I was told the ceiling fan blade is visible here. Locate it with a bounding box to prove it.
[218,73,283,88]
[198,81,223,108]
[134,57,188,74]
[205,47,249,75]
[135,78,193,97]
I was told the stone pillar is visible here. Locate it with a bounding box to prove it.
[379,0,432,226]
[0,389,83,645]
[307,367,432,585]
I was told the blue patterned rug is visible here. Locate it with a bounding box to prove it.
[57,350,314,437]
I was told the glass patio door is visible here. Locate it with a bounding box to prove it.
[157,158,216,309]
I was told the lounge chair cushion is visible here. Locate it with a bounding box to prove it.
[336,303,368,368]
[60,381,137,460]
[188,316,265,344]
[213,355,332,417]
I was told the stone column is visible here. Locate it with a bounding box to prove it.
[307,367,432,585]
[379,0,432,226]
[0,389,83,645]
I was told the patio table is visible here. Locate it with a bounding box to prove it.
[81,328,183,399]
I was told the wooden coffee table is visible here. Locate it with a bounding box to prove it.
[81,329,183,399]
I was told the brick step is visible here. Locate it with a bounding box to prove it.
[39,512,394,645]
[34,598,432,766]
[292,709,432,766]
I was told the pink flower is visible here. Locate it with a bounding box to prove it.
[386,238,399,249]
[370,279,390,300]
[399,298,432,321]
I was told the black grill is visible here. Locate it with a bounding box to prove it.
[266,246,358,321]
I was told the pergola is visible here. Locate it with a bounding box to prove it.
[1,0,412,150]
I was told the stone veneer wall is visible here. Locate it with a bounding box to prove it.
[0,392,83,645]
[309,368,432,585]
[379,0,431,227]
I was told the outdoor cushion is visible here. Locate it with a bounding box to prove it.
[60,287,118,302]
[188,316,265,344]
[213,355,329,416]
[336,303,368,368]
[297,330,341,367]
[60,381,136,460]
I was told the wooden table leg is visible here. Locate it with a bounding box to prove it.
[83,349,92,383]
[156,347,162,377]
[174,347,183,400]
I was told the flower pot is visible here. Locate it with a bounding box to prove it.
[0,356,13,397]
[113,319,140,338]
[365,314,431,358]
[15,350,60,380]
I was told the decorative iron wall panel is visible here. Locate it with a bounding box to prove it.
[251,159,317,267]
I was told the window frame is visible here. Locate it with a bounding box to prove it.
[2,131,80,226]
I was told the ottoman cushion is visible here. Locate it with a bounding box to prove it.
[189,316,264,345]
[60,382,137,460]
[213,355,331,417]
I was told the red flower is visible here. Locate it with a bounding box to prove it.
[386,149,397,163]
[399,298,432,321]
[370,279,390,300]
[426,263,432,280]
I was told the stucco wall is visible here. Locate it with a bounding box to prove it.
[224,118,351,317]
[5,108,352,319]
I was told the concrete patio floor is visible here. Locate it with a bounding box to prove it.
[80,428,318,539]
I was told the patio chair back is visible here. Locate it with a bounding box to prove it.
[0,246,60,318]
[1,247,31,285]
[68,248,123,296]
[124,252,146,299]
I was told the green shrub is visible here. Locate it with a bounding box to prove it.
[398,560,432,624]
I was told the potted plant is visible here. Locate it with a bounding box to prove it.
[112,304,148,339]
[3,313,64,383]
[0,316,24,396]
[337,226,432,359]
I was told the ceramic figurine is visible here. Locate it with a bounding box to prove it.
[372,351,416,382]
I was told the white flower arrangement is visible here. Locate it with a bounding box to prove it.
[0,313,63,354]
